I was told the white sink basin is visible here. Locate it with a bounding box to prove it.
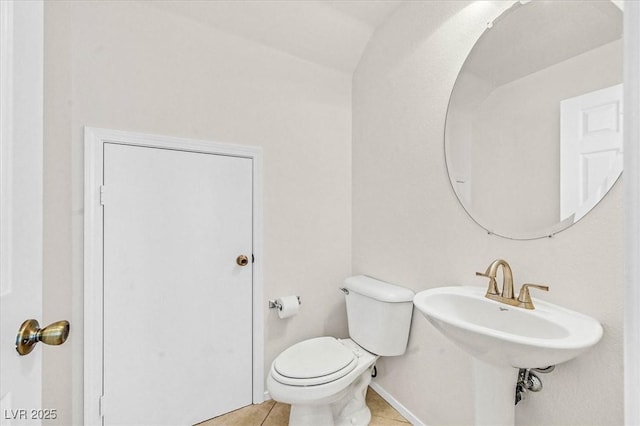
[413,286,603,368]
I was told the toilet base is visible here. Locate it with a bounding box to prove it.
[289,404,334,425]
[288,366,374,426]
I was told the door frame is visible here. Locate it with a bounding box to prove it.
[83,127,264,425]
[624,1,640,424]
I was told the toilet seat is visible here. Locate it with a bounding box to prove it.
[272,337,358,386]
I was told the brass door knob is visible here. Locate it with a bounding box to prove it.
[16,319,70,356]
[236,255,249,266]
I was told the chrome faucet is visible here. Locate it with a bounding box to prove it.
[476,259,548,309]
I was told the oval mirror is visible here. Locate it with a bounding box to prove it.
[445,0,623,239]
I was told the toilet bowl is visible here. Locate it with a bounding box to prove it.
[267,275,414,426]
[268,338,377,425]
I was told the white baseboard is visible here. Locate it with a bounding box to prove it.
[263,390,271,402]
[369,381,426,426]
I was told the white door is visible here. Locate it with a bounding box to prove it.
[0,2,44,425]
[102,143,253,425]
[560,84,623,221]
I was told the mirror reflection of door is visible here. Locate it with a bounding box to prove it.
[560,84,623,222]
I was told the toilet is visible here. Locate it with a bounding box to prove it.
[267,275,414,426]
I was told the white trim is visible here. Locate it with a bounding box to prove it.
[369,382,426,426]
[0,0,14,298]
[624,1,640,425]
[83,127,264,424]
[83,129,103,425]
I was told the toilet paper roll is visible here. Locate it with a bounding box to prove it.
[277,296,300,319]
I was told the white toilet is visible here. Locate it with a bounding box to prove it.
[267,275,414,426]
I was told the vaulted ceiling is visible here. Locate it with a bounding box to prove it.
[144,0,406,74]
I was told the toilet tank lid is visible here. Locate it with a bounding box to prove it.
[343,275,415,303]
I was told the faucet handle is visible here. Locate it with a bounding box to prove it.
[476,271,499,295]
[517,284,549,310]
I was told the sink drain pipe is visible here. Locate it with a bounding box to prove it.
[515,366,555,405]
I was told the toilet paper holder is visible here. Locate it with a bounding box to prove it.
[269,296,301,310]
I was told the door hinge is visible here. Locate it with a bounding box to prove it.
[99,185,105,206]
[99,395,105,417]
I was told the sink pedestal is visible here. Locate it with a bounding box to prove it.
[473,359,519,426]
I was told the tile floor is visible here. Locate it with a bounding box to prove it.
[196,387,410,426]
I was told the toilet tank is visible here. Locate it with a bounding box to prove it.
[343,275,415,356]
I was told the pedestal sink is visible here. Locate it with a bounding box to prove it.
[413,286,603,426]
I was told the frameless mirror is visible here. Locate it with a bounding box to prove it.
[445,0,623,239]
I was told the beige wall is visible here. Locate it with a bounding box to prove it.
[43,2,352,424]
[353,1,623,425]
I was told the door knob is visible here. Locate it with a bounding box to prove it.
[236,255,249,266]
[15,319,70,356]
